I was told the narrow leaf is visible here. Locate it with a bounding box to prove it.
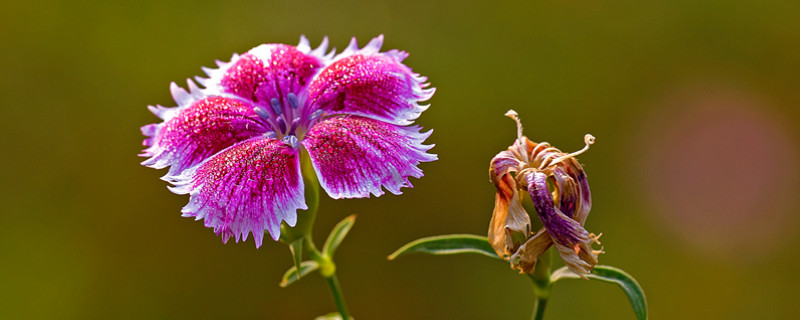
[280,260,319,288]
[551,265,647,320]
[388,234,501,260]
[322,214,357,258]
[288,238,304,276]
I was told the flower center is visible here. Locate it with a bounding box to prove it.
[252,92,328,147]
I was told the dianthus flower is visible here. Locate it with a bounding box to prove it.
[489,110,601,277]
[141,36,436,247]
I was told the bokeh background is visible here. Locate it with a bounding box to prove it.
[2,0,799,319]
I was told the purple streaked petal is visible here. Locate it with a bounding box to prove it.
[564,158,592,224]
[551,167,579,219]
[526,171,599,276]
[489,150,522,185]
[140,97,267,175]
[302,116,436,199]
[305,35,434,126]
[167,138,306,248]
[526,171,589,246]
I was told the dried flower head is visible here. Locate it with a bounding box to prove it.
[141,36,436,247]
[488,110,601,278]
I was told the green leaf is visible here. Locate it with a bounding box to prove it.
[387,234,501,260]
[322,214,357,258]
[551,265,648,320]
[288,238,304,276]
[279,260,319,288]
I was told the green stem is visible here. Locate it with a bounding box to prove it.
[527,249,553,320]
[325,273,351,320]
[531,296,548,320]
[308,243,351,320]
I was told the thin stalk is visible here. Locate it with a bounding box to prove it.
[531,296,548,320]
[528,249,553,320]
[307,242,351,320]
[325,273,351,320]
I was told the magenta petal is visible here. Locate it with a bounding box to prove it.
[302,116,437,199]
[166,138,306,247]
[210,44,323,107]
[140,97,267,175]
[305,36,434,126]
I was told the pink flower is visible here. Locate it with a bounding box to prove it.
[141,36,436,247]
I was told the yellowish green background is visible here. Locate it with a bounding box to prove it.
[2,0,799,319]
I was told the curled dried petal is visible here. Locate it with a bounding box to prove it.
[527,171,600,277]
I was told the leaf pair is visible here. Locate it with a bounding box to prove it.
[389,234,647,320]
[281,215,357,287]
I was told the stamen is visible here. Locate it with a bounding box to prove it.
[544,134,595,169]
[593,232,603,245]
[505,109,529,163]
[277,117,287,133]
[264,131,277,139]
[533,146,559,167]
[254,106,282,136]
[287,93,299,109]
[270,98,282,115]
[589,233,604,255]
[504,109,524,143]
[282,135,299,149]
[290,118,300,133]
[310,109,324,120]
[253,106,271,121]
[536,147,562,170]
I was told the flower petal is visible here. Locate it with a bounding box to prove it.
[527,171,600,277]
[198,43,324,109]
[509,228,553,274]
[305,35,434,126]
[140,97,267,175]
[551,162,592,224]
[564,158,592,224]
[551,167,579,218]
[302,116,436,199]
[489,150,522,184]
[553,242,598,278]
[166,138,306,248]
[488,150,530,258]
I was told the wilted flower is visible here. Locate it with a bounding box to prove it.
[141,35,436,247]
[488,110,601,277]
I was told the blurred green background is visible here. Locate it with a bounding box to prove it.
[2,0,799,319]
